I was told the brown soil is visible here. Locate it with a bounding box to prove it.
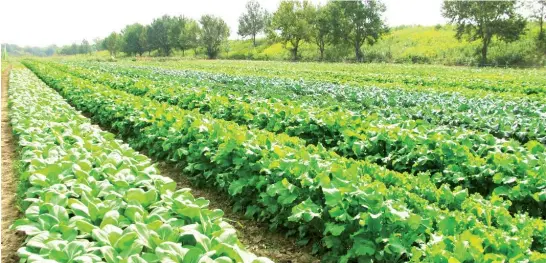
[1,66,24,263]
[156,162,320,263]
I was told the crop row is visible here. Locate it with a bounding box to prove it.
[24,61,546,262]
[67,61,546,145]
[8,69,271,263]
[137,59,546,97]
[47,61,546,217]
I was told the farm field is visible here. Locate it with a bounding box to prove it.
[5,67,274,263]
[3,59,546,262]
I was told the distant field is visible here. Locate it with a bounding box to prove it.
[116,59,546,97]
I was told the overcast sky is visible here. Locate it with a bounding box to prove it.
[0,0,446,47]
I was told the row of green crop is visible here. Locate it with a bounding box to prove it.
[81,61,546,105]
[8,68,271,263]
[47,61,546,217]
[24,61,546,262]
[66,61,546,145]
[132,60,546,96]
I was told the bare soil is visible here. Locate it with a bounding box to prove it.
[1,65,24,263]
[156,162,320,263]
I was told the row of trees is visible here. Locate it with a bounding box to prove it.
[268,1,388,61]
[57,39,100,55]
[1,43,58,57]
[265,0,545,64]
[103,14,229,59]
[98,0,390,61]
[48,0,546,65]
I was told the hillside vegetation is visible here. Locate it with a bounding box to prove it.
[5,24,545,67]
[217,24,545,66]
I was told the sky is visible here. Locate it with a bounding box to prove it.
[0,0,446,47]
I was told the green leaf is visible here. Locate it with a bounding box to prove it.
[349,237,375,257]
[288,198,321,222]
[228,179,247,196]
[115,231,138,251]
[324,223,345,236]
[155,242,189,261]
[75,220,95,234]
[322,187,342,206]
[438,216,457,235]
[66,241,86,260]
[128,255,148,263]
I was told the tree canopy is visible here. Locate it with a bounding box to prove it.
[179,19,200,56]
[443,0,526,66]
[148,15,176,56]
[238,0,269,46]
[122,23,147,56]
[270,0,314,61]
[330,0,388,62]
[104,32,121,57]
[309,4,333,60]
[200,15,230,59]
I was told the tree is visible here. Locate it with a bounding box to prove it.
[199,15,230,59]
[310,4,333,60]
[330,0,388,62]
[146,25,154,55]
[122,23,147,56]
[148,15,175,56]
[138,26,149,55]
[45,45,57,56]
[442,0,527,66]
[169,16,186,51]
[79,39,91,54]
[179,19,200,56]
[70,43,79,55]
[529,0,546,40]
[270,0,314,61]
[2,44,7,60]
[104,32,121,57]
[93,38,104,52]
[238,0,269,46]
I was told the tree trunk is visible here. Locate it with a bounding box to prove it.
[354,39,363,62]
[538,17,544,40]
[318,39,325,61]
[320,47,324,61]
[252,34,257,47]
[480,38,490,67]
[292,44,299,61]
[182,49,185,56]
[207,46,214,59]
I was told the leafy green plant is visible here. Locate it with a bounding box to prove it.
[23,61,546,262]
[8,68,271,263]
[46,61,546,216]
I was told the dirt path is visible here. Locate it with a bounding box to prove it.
[1,66,24,263]
[156,162,319,263]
